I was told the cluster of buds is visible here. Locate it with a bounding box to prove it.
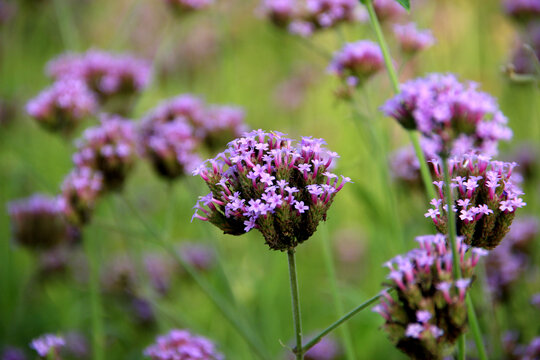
[46,50,151,114]
[26,77,97,135]
[381,73,513,158]
[503,0,540,24]
[143,329,223,360]
[328,40,384,96]
[393,23,436,56]
[73,114,137,191]
[164,0,213,15]
[139,94,247,180]
[7,194,71,250]
[58,167,103,226]
[30,334,65,359]
[259,0,363,38]
[424,155,526,249]
[373,234,487,360]
[485,216,539,301]
[192,130,350,251]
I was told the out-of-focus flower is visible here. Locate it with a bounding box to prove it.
[73,114,137,191]
[531,293,540,308]
[62,332,89,359]
[59,167,103,226]
[164,0,213,15]
[259,0,298,27]
[101,256,137,295]
[1,347,27,360]
[30,334,65,359]
[8,195,70,250]
[304,335,342,360]
[144,253,177,295]
[273,66,317,112]
[503,0,540,24]
[393,23,435,55]
[131,297,156,326]
[381,73,513,157]
[203,106,248,151]
[425,155,526,249]
[373,234,486,359]
[143,329,223,360]
[389,137,439,187]
[192,130,350,251]
[46,50,151,115]
[26,77,97,135]
[372,0,407,23]
[178,243,216,271]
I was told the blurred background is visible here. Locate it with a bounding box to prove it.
[1,0,539,358]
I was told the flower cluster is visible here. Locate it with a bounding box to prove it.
[139,94,247,180]
[381,73,513,157]
[393,23,436,55]
[178,243,216,271]
[73,114,137,191]
[164,0,213,15]
[259,0,362,37]
[47,50,151,113]
[143,329,223,360]
[7,195,71,250]
[26,77,98,135]
[372,0,407,23]
[328,40,384,94]
[389,137,439,187]
[1,347,27,360]
[30,334,65,358]
[192,130,350,251]
[58,167,103,226]
[424,155,526,249]
[485,216,539,301]
[508,23,540,76]
[373,234,487,360]
[504,0,540,24]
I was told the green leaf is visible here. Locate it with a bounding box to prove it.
[394,0,410,11]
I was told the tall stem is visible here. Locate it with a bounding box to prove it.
[83,231,105,360]
[364,0,436,201]
[287,249,303,360]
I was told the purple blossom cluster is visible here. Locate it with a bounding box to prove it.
[73,114,137,191]
[425,155,526,249]
[139,94,247,180]
[485,216,539,301]
[504,0,540,24]
[30,334,65,358]
[164,0,213,15]
[389,137,439,187]
[373,233,487,359]
[328,40,384,95]
[178,243,216,271]
[372,0,407,23]
[192,130,350,250]
[259,0,363,37]
[26,77,98,135]
[7,194,71,250]
[504,333,540,360]
[381,73,513,157]
[1,347,27,360]
[46,50,151,105]
[393,23,436,55]
[58,167,103,226]
[143,329,223,360]
[509,23,540,75]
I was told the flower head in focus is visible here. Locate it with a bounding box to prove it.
[192,130,350,251]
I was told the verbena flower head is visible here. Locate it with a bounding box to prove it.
[509,23,540,75]
[1,347,27,360]
[393,23,436,55]
[373,233,486,360]
[202,106,248,151]
[381,73,513,157]
[143,329,223,360]
[58,167,103,226]
[8,194,70,250]
[164,0,213,15]
[73,114,137,191]
[178,243,216,271]
[503,0,540,24]
[47,50,151,113]
[30,334,65,358]
[26,77,97,135]
[303,335,341,360]
[372,0,407,23]
[425,155,526,249]
[259,0,299,27]
[144,253,177,296]
[131,297,156,326]
[328,41,384,96]
[192,130,350,251]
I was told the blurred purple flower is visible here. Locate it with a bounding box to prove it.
[59,167,103,226]
[372,0,407,23]
[30,334,65,358]
[393,23,435,55]
[143,329,223,360]
[1,347,27,360]
[504,0,540,24]
[178,243,216,271]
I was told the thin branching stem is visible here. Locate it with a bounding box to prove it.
[288,249,304,360]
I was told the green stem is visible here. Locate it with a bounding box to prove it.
[466,293,489,360]
[52,0,79,50]
[364,0,436,202]
[300,290,389,354]
[83,230,105,360]
[120,195,271,360]
[288,249,303,360]
[320,227,356,360]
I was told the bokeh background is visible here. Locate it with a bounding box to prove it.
[1,0,539,358]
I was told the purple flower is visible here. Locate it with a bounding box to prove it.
[192,130,349,250]
[177,243,216,271]
[59,167,103,226]
[504,0,540,23]
[26,77,97,135]
[143,329,223,360]
[7,194,70,250]
[258,0,298,27]
[302,335,342,360]
[1,347,27,360]
[372,0,407,23]
[393,23,436,55]
[30,334,65,358]
[73,114,137,191]
[426,155,526,249]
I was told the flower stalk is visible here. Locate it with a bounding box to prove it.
[288,249,304,360]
